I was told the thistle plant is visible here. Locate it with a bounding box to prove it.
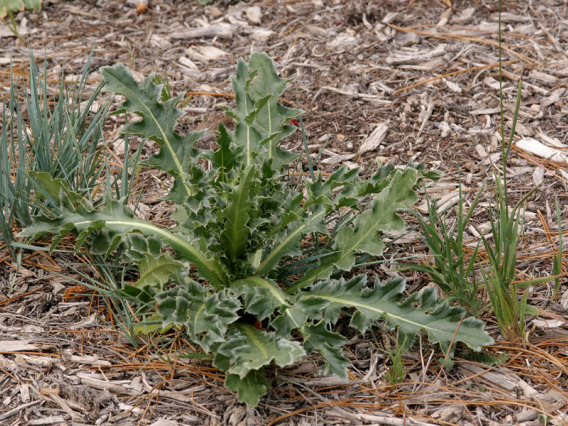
[20,53,494,406]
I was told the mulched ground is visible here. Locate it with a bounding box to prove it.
[1,0,568,424]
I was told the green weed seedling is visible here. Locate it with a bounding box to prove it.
[405,0,548,343]
[478,0,541,342]
[403,177,485,315]
[19,53,494,406]
[384,334,407,386]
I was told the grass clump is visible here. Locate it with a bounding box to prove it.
[0,53,107,258]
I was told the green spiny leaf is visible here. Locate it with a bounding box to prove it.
[29,171,83,208]
[270,297,329,337]
[288,168,418,292]
[23,0,41,10]
[334,168,418,269]
[0,0,24,19]
[19,174,225,288]
[214,323,305,378]
[121,233,161,261]
[200,123,239,183]
[121,233,184,289]
[225,371,270,407]
[300,321,349,379]
[256,207,326,277]
[229,58,259,167]
[221,165,257,261]
[305,275,494,355]
[100,63,204,202]
[230,276,289,321]
[228,53,302,169]
[157,283,241,352]
[137,253,185,289]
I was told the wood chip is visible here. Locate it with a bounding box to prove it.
[328,32,359,51]
[22,355,56,368]
[0,24,30,38]
[321,152,356,164]
[359,122,389,154]
[436,8,453,26]
[475,144,488,159]
[178,56,198,70]
[532,318,565,328]
[444,78,462,93]
[401,57,447,71]
[77,373,136,396]
[540,88,566,108]
[315,86,391,106]
[451,7,475,24]
[245,6,262,25]
[0,340,39,352]
[516,137,568,163]
[27,416,67,425]
[169,24,235,40]
[490,12,531,23]
[251,28,275,42]
[533,166,545,186]
[470,107,501,115]
[19,383,30,403]
[69,354,112,367]
[529,70,558,85]
[459,363,520,395]
[386,45,447,65]
[185,46,228,63]
[0,401,42,422]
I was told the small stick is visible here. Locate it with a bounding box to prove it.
[388,24,538,65]
[393,60,519,95]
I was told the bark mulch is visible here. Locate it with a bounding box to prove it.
[1,0,568,424]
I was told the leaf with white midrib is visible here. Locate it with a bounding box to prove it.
[287,168,418,293]
[100,64,196,201]
[215,322,305,378]
[221,166,257,261]
[18,174,225,288]
[255,208,326,277]
[304,276,494,354]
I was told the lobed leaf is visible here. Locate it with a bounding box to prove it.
[200,123,239,183]
[255,207,326,277]
[227,52,302,169]
[214,322,305,378]
[100,64,204,203]
[304,275,495,355]
[220,165,257,262]
[288,168,419,292]
[136,253,185,289]
[157,283,241,352]
[230,276,290,321]
[120,234,185,289]
[19,173,225,288]
[300,321,350,379]
[225,371,270,407]
[1,0,42,19]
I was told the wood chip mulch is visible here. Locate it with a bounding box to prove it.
[1,0,568,424]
